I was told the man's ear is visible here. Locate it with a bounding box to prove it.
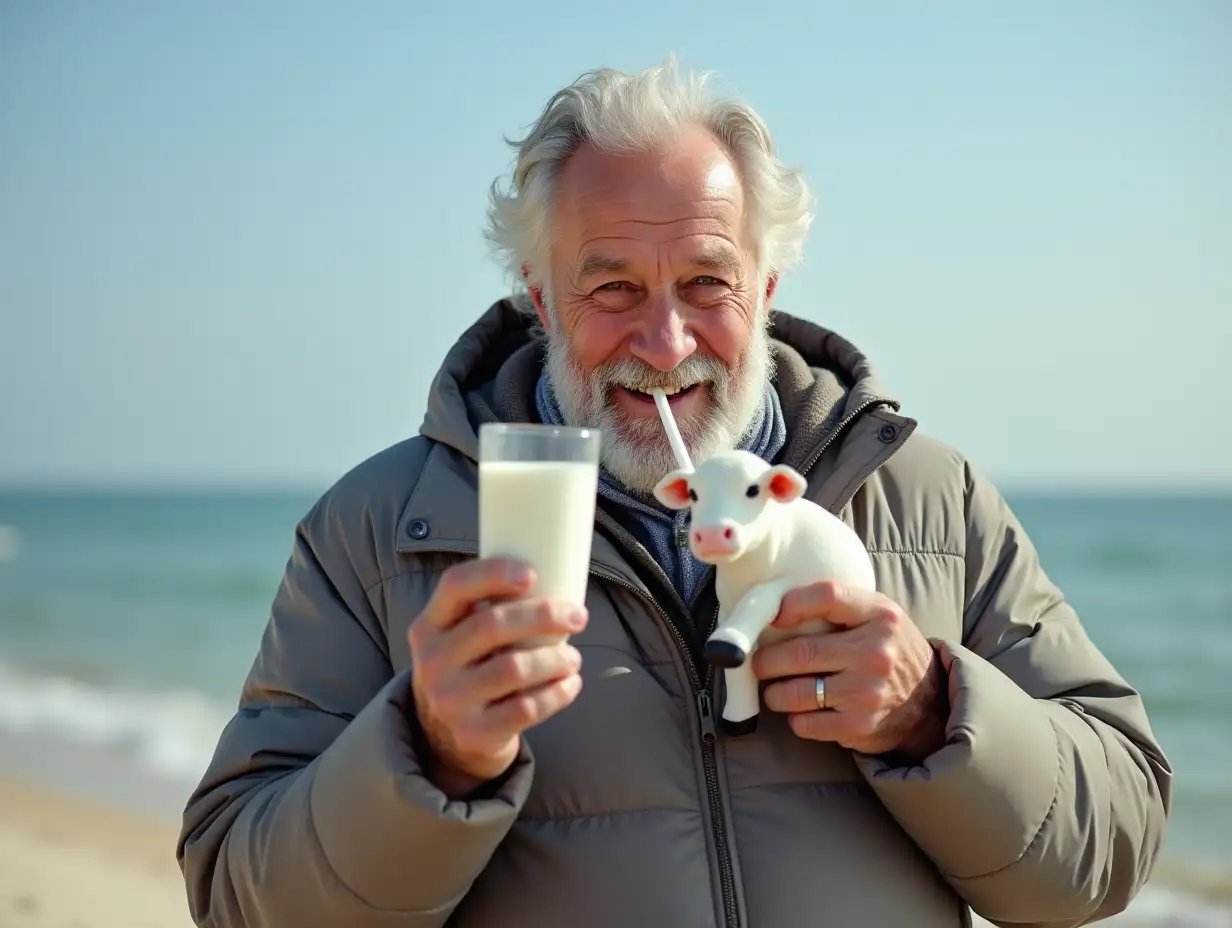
[654,470,693,509]
[759,465,806,503]
[522,262,551,330]
[763,273,778,309]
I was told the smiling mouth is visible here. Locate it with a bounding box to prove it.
[617,383,704,404]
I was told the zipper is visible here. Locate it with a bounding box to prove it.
[696,688,718,742]
[698,602,737,928]
[591,565,738,928]
[695,685,736,927]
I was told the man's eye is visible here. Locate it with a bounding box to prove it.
[596,281,630,292]
[692,276,725,287]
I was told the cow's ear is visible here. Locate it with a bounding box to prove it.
[654,470,693,509]
[761,465,806,503]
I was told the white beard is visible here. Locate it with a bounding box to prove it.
[542,298,775,495]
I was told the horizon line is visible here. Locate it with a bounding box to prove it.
[1,474,1230,498]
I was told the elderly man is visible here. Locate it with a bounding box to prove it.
[177,61,1170,927]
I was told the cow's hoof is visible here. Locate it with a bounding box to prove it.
[722,715,758,737]
[704,639,747,668]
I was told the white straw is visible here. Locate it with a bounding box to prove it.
[652,388,694,472]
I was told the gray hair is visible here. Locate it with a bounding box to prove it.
[484,58,815,295]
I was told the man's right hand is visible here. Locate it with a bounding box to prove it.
[408,557,587,798]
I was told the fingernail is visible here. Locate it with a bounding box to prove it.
[568,606,588,629]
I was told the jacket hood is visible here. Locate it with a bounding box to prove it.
[418,296,904,472]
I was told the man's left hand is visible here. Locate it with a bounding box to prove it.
[751,580,949,762]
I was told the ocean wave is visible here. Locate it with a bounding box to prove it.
[0,657,231,782]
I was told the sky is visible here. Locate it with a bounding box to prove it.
[1,1,1229,491]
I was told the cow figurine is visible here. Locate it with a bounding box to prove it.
[653,449,877,735]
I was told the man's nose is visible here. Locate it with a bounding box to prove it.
[629,294,696,371]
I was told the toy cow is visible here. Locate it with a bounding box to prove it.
[653,450,877,735]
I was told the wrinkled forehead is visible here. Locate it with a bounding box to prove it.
[552,130,750,266]
[558,127,745,216]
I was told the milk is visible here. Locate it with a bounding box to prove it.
[479,460,599,612]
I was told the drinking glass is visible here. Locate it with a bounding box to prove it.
[478,424,602,637]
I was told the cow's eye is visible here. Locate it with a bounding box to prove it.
[688,488,698,502]
[746,484,759,498]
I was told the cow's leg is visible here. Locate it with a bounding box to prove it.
[720,661,760,735]
[704,579,791,669]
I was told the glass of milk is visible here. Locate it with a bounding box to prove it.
[478,424,602,639]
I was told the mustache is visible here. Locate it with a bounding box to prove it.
[590,355,730,393]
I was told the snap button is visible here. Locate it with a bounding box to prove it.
[407,519,429,540]
[878,424,898,443]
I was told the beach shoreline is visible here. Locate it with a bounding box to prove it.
[1,728,1230,928]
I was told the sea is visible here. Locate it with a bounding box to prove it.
[0,487,1229,924]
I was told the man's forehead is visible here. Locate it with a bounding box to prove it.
[576,244,742,278]
[555,133,752,281]
[562,128,741,196]
[557,133,744,222]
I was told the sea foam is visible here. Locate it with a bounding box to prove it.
[0,657,230,783]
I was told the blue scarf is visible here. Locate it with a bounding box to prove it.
[534,370,787,607]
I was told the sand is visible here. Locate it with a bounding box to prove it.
[0,776,193,928]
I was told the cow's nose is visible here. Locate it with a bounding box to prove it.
[692,525,736,549]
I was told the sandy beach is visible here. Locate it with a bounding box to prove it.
[0,775,193,928]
